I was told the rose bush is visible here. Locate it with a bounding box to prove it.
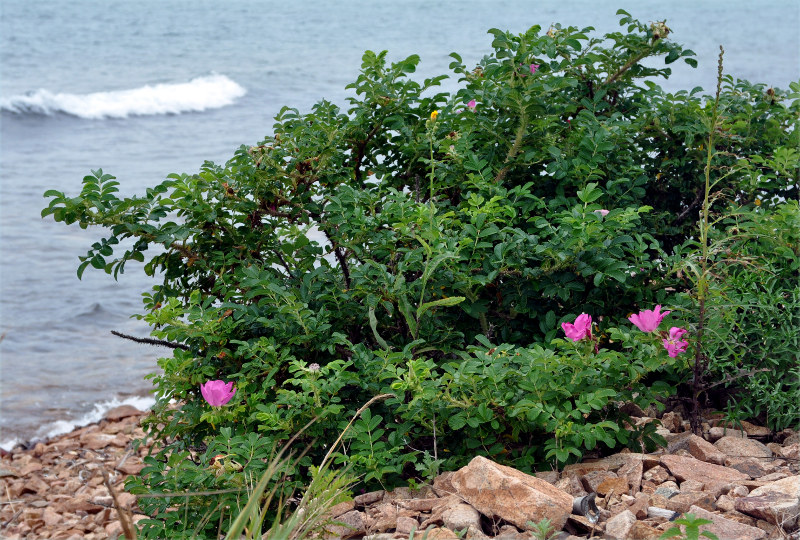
[42,10,798,538]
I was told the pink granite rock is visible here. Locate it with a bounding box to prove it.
[687,505,766,540]
[734,475,800,530]
[554,473,588,497]
[643,465,670,484]
[425,527,460,539]
[780,443,800,460]
[688,435,727,465]
[660,455,749,494]
[582,470,618,493]
[661,412,683,433]
[395,516,419,535]
[708,426,746,441]
[618,458,644,492]
[103,405,144,421]
[432,471,456,497]
[714,436,772,459]
[725,457,771,479]
[450,456,573,531]
[604,509,637,539]
[597,475,630,497]
[441,503,482,533]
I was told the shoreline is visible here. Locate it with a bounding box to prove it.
[0,404,154,539]
[0,395,156,453]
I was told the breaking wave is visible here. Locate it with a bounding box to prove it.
[0,74,246,119]
[0,395,156,451]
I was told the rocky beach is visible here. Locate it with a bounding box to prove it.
[1,405,151,539]
[1,405,798,539]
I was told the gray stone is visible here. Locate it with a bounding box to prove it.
[654,484,680,499]
[354,490,384,506]
[326,509,366,539]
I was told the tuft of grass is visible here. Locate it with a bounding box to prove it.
[224,394,393,540]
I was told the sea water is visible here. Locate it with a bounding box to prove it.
[1,0,798,448]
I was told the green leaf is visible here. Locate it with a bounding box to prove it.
[577,183,602,203]
[77,260,91,280]
[398,294,418,338]
[421,252,457,285]
[417,296,465,320]
[448,413,466,430]
[368,307,389,350]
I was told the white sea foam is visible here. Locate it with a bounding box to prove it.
[0,74,246,119]
[0,395,156,451]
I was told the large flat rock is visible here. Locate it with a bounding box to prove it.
[660,454,749,492]
[687,505,766,540]
[714,436,772,459]
[734,474,800,530]
[450,456,573,531]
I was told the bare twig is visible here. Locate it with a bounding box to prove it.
[136,487,248,499]
[672,186,706,225]
[318,394,394,471]
[604,47,652,86]
[704,367,772,391]
[103,468,137,540]
[322,229,352,289]
[2,508,22,528]
[432,412,438,462]
[111,330,190,351]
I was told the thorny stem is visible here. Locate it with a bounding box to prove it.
[691,46,725,435]
[323,228,352,289]
[428,129,436,231]
[494,102,528,184]
[604,47,652,86]
[353,121,383,186]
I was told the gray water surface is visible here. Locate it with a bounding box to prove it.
[1,0,798,446]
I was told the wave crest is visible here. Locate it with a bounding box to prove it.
[1,74,246,119]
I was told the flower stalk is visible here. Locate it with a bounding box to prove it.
[690,46,725,434]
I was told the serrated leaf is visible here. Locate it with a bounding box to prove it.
[448,414,466,430]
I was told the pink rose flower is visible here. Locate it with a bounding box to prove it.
[663,327,689,357]
[530,64,540,74]
[467,99,476,111]
[200,380,236,407]
[628,305,671,333]
[561,313,592,342]
[594,209,610,217]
